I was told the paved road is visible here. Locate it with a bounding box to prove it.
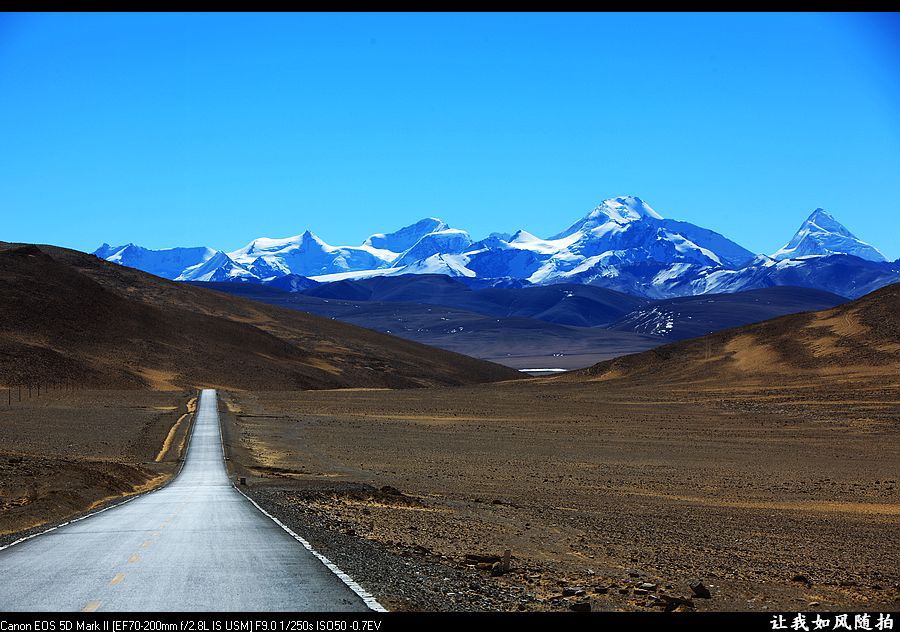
[0,389,375,612]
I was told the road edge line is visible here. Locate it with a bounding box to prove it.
[0,492,144,554]
[214,389,387,613]
[0,390,201,555]
[231,484,388,613]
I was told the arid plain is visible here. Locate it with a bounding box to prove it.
[218,376,899,612]
[217,285,900,611]
[0,245,897,612]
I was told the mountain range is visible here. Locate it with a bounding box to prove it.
[0,242,518,389]
[94,196,899,300]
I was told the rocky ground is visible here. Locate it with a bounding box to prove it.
[219,380,899,612]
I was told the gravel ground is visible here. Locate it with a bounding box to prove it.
[220,383,899,613]
[241,482,707,613]
[243,483,534,612]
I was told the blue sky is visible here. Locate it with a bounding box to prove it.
[1,12,898,258]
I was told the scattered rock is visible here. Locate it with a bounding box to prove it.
[593,586,609,595]
[639,582,657,590]
[562,586,585,597]
[634,588,649,596]
[792,574,812,586]
[569,601,591,612]
[465,553,501,564]
[660,594,695,612]
[690,580,712,599]
[500,549,511,573]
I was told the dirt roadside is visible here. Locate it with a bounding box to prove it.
[218,382,899,612]
[0,389,197,546]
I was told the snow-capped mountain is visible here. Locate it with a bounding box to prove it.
[462,196,755,288]
[95,244,216,280]
[363,217,448,252]
[190,220,472,281]
[772,208,886,262]
[93,197,898,300]
[678,254,900,299]
[391,228,473,268]
[175,251,257,283]
[551,195,663,238]
[397,253,476,278]
[228,230,394,277]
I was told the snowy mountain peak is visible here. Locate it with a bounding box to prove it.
[804,208,849,234]
[506,230,562,254]
[587,196,663,223]
[363,217,448,252]
[93,198,895,300]
[299,229,323,244]
[175,250,257,283]
[551,196,663,239]
[398,253,476,278]
[94,243,129,258]
[94,243,217,280]
[605,196,663,221]
[196,250,230,268]
[390,228,473,268]
[771,208,886,262]
[508,229,535,242]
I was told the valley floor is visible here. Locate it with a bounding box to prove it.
[219,379,900,612]
[0,380,895,612]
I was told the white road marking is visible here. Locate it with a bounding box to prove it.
[217,392,387,612]
[232,484,388,612]
[0,389,387,612]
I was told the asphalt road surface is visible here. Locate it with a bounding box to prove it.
[0,389,376,612]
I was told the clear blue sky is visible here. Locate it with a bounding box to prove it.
[1,12,898,258]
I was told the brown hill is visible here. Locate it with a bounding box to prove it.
[0,243,521,390]
[575,282,900,385]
